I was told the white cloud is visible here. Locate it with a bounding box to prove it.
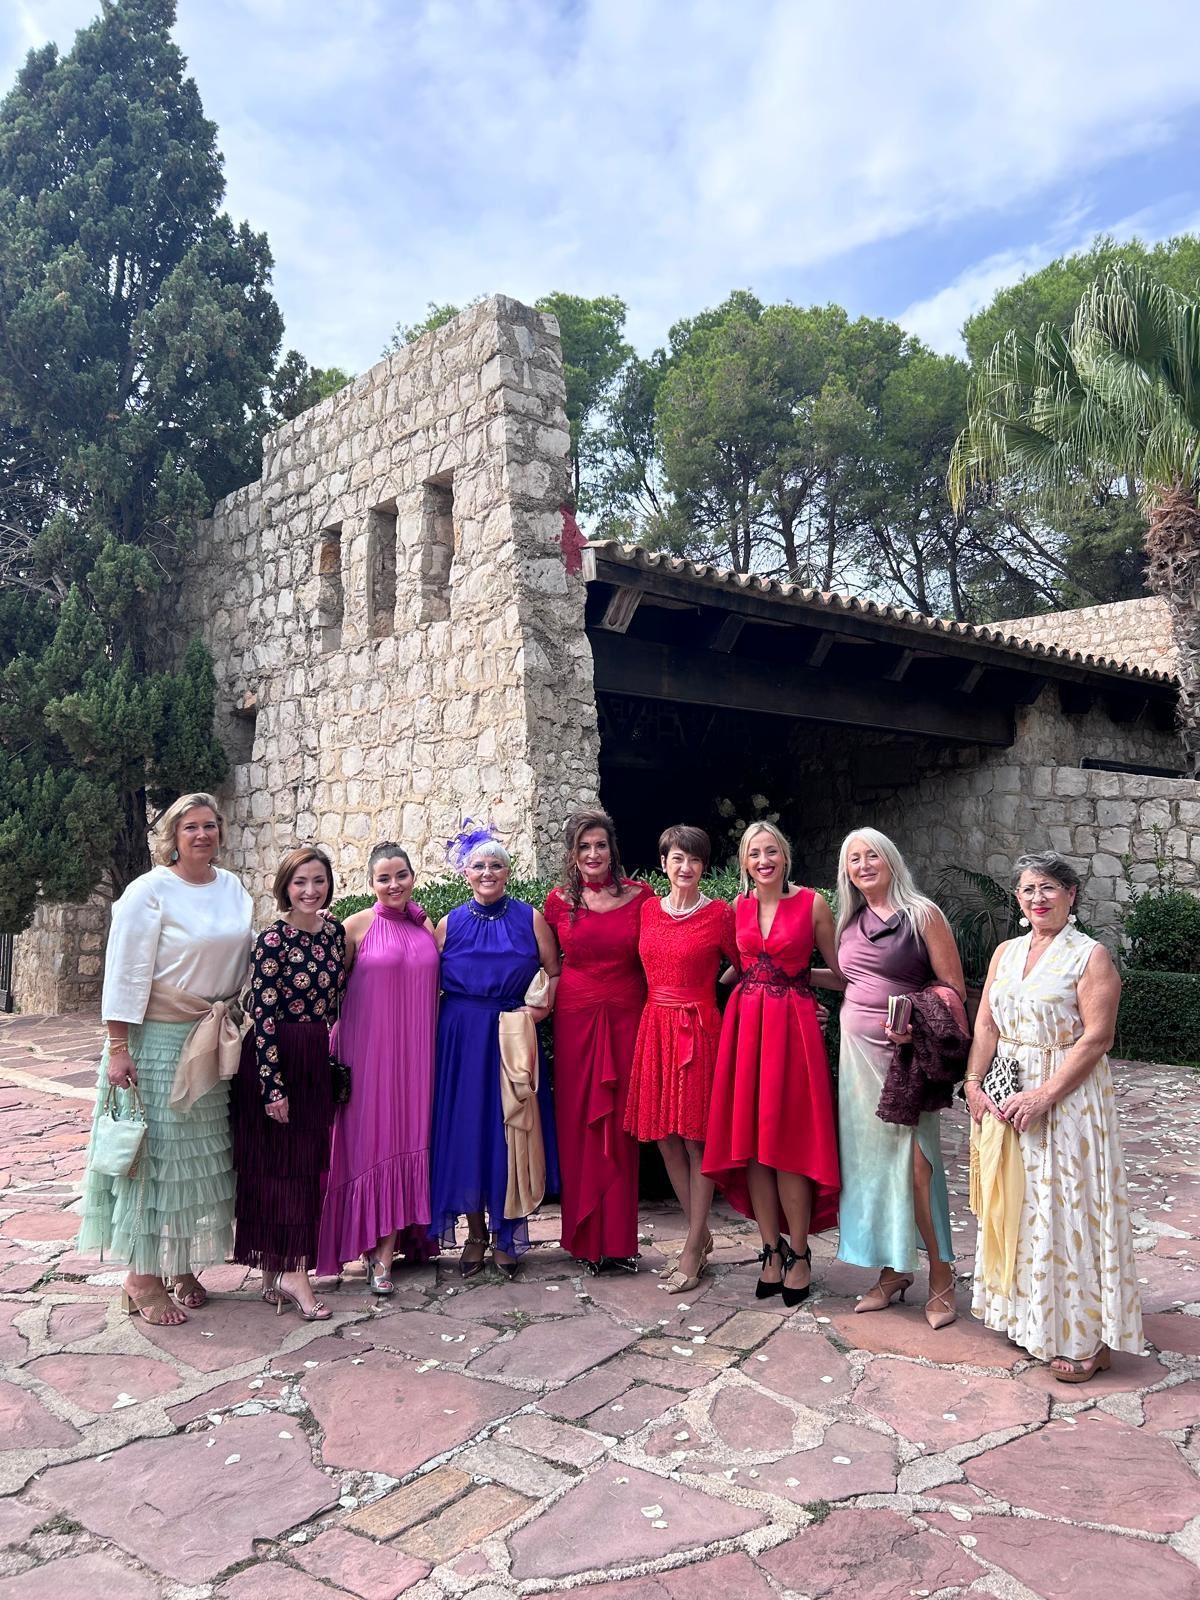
[3,0,1199,370]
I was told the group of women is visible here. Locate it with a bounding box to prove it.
[80,791,1144,1384]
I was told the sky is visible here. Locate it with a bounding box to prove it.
[4,0,1200,375]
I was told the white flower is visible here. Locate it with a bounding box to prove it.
[715,797,736,818]
[750,793,769,810]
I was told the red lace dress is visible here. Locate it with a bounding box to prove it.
[624,897,738,1143]
[704,891,840,1232]
[544,881,653,1261]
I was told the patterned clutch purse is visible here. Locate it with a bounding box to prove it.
[982,1053,1021,1104]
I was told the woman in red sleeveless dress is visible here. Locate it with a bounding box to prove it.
[624,824,737,1295]
[544,812,652,1272]
[705,823,840,1308]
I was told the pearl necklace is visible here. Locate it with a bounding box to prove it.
[661,892,711,922]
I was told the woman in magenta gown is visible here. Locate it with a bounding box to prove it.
[704,823,840,1308]
[544,811,652,1272]
[316,843,439,1291]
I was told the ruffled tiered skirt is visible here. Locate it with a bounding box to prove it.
[78,1021,234,1277]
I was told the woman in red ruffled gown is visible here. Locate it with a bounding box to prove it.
[544,812,652,1272]
[624,824,738,1294]
[705,823,840,1308]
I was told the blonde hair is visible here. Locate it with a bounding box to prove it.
[738,821,792,895]
[153,793,225,866]
[835,827,938,943]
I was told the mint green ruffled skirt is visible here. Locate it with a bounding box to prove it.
[78,1020,234,1276]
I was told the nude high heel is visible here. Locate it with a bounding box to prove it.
[855,1269,914,1314]
[925,1278,958,1330]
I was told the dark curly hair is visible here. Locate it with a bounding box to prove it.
[560,810,628,922]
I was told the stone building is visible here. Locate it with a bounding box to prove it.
[10,298,1195,1011]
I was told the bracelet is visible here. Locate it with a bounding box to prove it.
[964,1075,983,1085]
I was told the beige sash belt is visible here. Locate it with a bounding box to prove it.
[145,980,249,1112]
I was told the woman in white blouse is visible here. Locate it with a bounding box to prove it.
[78,793,253,1325]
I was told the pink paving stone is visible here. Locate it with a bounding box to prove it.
[966,1411,1200,1532]
[923,1510,1200,1600]
[601,1350,720,1393]
[23,1353,181,1415]
[132,1295,290,1371]
[34,1413,339,1581]
[564,1552,774,1599]
[582,1270,714,1329]
[218,1563,353,1600]
[268,1332,374,1371]
[0,1552,163,1600]
[0,1379,79,1450]
[0,1266,46,1294]
[0,1307,27,1363]
[505,1412,611,1467]
[759,1507,979,1599]
[584,1383,679,1438]
[537,1363,634,1420]
[367,1307,498,1361]
[195,1263,249,1293]
[291,1528,432,1599]
[692,1421,897,1504]
[45,1302,108,1343]
[1128,1252,1200,1312]
[506,1463,767,1580]
[445,1280,586,1323]
[830,1302,1022,1367]
[167,1373,288,1425]
[1143,1311,1200,1356]
[1015,1348,1166,1397]
[302,1351,518,1477]
[0,1499,44,1546]
[468,1314,637,1384]
[1142,1378,1200,1432]
[854,1356,1048,1449]
[0,1211,77,1241]
[739,1326,854,1405]
[708,1383,798,1453]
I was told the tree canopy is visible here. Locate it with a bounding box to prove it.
[0,0,284,927]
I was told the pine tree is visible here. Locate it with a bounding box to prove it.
[0,0,283,928]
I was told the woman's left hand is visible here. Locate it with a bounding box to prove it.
[883,1024,913,1046]
[1001,1086,1052,1132]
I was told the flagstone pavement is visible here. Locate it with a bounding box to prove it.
[0,1011,1198,1600]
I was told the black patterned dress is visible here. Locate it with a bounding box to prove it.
[232,918,346,1272]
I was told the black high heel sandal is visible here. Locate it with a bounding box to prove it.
[780,1243,812,1308]
[755,1239,784,1300]
[460,1233,488,1279]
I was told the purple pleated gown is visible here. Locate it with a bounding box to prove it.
[316,903,439,1275]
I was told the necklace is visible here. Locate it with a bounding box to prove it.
[469,895,510,921]
[661,892,710,922]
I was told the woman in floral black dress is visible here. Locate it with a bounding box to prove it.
[232,847,346,1319]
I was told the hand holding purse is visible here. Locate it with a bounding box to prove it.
[90,1084,147,1177]
[982,1053,1021,1105]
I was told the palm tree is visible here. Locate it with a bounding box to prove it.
[950,264,1200,766]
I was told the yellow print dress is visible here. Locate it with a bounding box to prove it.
[970,925,1143,1361]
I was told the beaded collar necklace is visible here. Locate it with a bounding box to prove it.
[468,894,510,921]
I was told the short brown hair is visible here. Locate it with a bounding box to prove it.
[153,792,225,866]
[274,846,335,912]
[658,824,711,869]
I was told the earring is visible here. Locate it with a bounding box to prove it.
[170,849,179,863]
[1068,913,1077,925]
[1019,916,1030,928]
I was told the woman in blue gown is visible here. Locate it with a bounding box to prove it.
[430,827,561,1277]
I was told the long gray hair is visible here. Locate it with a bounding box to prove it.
[835,827,938,943]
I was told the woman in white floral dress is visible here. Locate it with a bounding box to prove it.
[965,851,1143,1382]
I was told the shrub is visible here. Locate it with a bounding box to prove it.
[1121,888,1200,974]
[1115,970,1200,1066]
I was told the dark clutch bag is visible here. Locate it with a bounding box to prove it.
[982,1053,1021,1104]
[330,1055,352,1106]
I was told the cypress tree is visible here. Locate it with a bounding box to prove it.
[0,0,283,928]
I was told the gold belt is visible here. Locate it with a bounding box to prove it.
[997,1032,1079,1052]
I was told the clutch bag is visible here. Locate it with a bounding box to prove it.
[91,1084,147,1177]
[982,1053,1021,1104]
[330,1055,352,1107]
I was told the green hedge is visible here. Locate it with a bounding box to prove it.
[1115,970,1200,1067]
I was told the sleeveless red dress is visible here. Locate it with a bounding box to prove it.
[703,890,840,1233]
[544,881,652,1261]
[623,897,737,1143]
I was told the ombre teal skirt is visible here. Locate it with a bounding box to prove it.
[78,1020,235,1277]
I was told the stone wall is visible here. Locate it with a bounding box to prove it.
[177,296,601,920]
[11,890,109,1015]
[790,685,1190,943]
[998,596,1177,678]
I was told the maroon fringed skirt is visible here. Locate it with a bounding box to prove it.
[232,1021,334,1273]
